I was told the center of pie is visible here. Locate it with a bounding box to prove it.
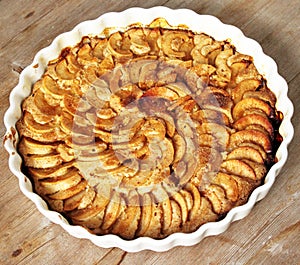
[72,59,224,203]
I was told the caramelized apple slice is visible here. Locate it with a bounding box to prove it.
[77,186,97,209]
[93,38,107,59]
[93,127,113,143]
[226,174,256,204]
[172,133,186,164]
[212,173,239,202]
[243,90,277,108]
[29,161,75,180]
[142,86,179,101]
[227,54,252,66]
[241,159,267,180]
[111,190,141,239]
[180,189,194,212]
[232,98,274,121]
[166,82,190,97]
[49,179,87,200]
[127,28,151,55]
[107,32,132,60]
[215,48,233,82]
[184,183,201,221]
[136,193,153,236]
[170,190,189,223]
[239,144,266,163]
[202,184,232,214]
[18,137,57,155]
[233,113,273,137]
[142,118,166,140]
[197,122,230,148]
[232,79,261,104]
[69,193,108,222]
[165,200,182,234]
[183,183,218,232]
[156,113,176,137]
[63,189,86,211]
[77,43,98,65]
[23,111,55,134]
[152,185,172,232]
[229,129,272,153]
[39,169,82,194]
[226,146,264,164]
[55,59,77,80]
[161,31,190,58]
[33,88,57,116]
[221,159,256,180]
[142,199,162,238]
[42,75,66,99]
[100,191,121,230]
[60,112,73,134]
[24,153,63,169]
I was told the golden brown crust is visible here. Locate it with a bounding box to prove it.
[16,18,282,239]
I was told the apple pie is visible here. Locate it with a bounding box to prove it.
[16,18,282,239]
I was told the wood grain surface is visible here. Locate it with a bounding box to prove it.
[1,1,299,264]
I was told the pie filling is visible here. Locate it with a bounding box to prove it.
[16,18,282,239]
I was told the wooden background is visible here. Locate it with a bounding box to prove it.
[1,0,299,264]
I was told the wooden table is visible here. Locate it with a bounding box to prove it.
[1,1,299,264]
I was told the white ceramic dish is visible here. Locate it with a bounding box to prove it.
[3,6,294,252]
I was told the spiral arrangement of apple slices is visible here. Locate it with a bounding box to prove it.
[16,18,282,239]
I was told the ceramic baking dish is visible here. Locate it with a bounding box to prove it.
[3,6,294,252]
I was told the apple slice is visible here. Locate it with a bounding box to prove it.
[136,193,153,236]
[29,161,74,180]
[24,153,63,169]
[238,142,267,160]
[215,48,234,82]
[172,133,186,164]
[100,191,122,231]
[243,90,277,108]
[171,191,189,223]
[141,199,163,238]
[142,86,179,101]
[42,75,66,98]
[221,159,256,180]
[39,169,82,194]
[165,200,182,234]
[233,113,273,137]
[197,122,230,148]
[229,129,272,153]
[232,98,274,121]
[108,32,133,60]
[212,173,239,202]
[23,111,55,134]
[180,189,194,213]
[63,185,96,211]
[227,174,257,205]
[33,88,57,116]
[152,185,172,232]
[63,189,86,211]
[18,137,57,155]
[202,184,232,214]
[60,112,73,134]
[242,159,267,180]
[69,193,108,224]
[184,183,201,221]
[226,146,264,164]
[155,113,176,137]
[166,82,190,97]
[232,79,261,104]
[183,183,218,232]
[49,179,87,200]
[55,58,77,80]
